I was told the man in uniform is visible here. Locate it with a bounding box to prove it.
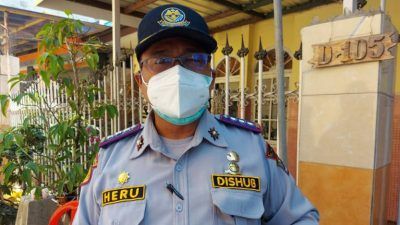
[73,4,319,225]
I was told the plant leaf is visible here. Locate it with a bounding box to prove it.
[105,105,118,118]
[64,9,72,16]
[0,95,10,116]
[40,70,50,87]
[14,133,24,147]
[26,162,40,177]
[3,162,16,184]
[22,169,32,188]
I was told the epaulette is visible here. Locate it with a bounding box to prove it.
[265,142,289,175]
[216,115,262,133]
[99,124,143,149]
[81,153,99,186]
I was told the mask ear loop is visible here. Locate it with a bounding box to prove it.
[139,71,157,113]
[140,71,149,87]
[207,69,217,110]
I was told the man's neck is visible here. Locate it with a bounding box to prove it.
[153,112,200,140]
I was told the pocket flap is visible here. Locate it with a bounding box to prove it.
[99,200,146,225]
[211,190,264,219]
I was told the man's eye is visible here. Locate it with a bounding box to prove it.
[188,54,209,64]
[184,56,203,64]
[154,58,171,64]
[184,57,197,64]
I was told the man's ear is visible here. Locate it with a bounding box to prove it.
[211,69,216,79]
[211,69,216,86]
[209,70,216,92]
[134,72,142,86]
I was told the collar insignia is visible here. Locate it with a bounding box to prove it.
[136,136,144,151]
[208,127,219,141]
[158,7,190,27]
[118,171,130,185]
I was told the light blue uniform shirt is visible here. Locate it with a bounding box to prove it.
[73,111,319,225]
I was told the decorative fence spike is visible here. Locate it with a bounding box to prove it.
[237,34,249,119]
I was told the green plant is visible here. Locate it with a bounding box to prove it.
[0,119,45,196]
[0,11,117,198]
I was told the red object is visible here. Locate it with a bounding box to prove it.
[48,200,79,225]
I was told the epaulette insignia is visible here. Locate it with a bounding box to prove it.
[81,153,100,186]
[81,166,94,186]
[99,124,143,149]
[216,115,262,133]
[265,142,289,175]
[92,153,99,168]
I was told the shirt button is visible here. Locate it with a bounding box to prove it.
[176,203,183,212]
[176,163,183,172]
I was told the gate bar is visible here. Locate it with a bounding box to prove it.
[380,0,386,13]
[237,35,249,119]
[273,0,288,164]
[224,56,230,115]
[130,54,135,125]
[343,0,356,15]
[222,34,233,115]
[255,37,267,124]
[123,60,127,129]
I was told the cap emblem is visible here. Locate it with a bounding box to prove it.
[158,7,190,27]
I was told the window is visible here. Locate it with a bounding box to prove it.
[215,56,240,78]
[212,57,240,116]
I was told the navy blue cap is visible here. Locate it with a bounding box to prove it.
[135,4,217,60]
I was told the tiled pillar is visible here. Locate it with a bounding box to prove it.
[298,13,397,225]
[387,95,400,223]
[287,100,299,179]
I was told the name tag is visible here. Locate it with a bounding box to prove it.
[211,174,260,192]
[102,185,145,206]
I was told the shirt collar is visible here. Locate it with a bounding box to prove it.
[129,111,228,160]
[190,111,228,148]
[129,112,162,159]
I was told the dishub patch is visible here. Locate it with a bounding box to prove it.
[211,174,260,192]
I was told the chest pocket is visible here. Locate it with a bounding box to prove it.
[99,200,146,225]
[211,189,264,225]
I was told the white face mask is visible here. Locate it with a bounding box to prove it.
[143,65,212,124]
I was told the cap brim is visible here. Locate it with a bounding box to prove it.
[135,27,217,60]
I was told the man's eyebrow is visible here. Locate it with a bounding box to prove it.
[185,46,204,53]
[150,49,169,56]
[149,47,204,57]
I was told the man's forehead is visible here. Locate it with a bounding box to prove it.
[143,37,203,56]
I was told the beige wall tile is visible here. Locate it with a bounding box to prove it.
[299,162,373,225]
[301,61,381,95]
[298,93,377,169]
